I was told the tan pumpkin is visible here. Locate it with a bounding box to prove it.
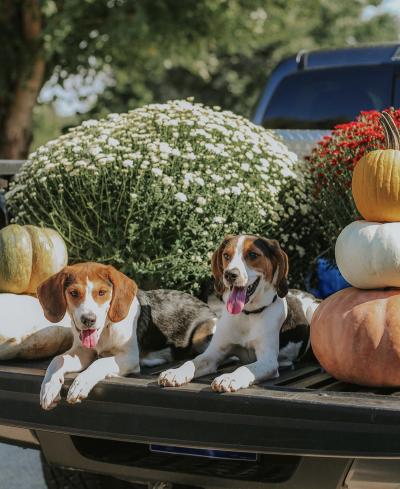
[352,112,400,222]
[311,287,400,386]
[0,224,68,294]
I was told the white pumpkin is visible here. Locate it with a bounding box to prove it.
[0,294,72,360]
[335,220,400,289]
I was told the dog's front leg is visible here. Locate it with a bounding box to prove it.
[40,347,95,410]
[158,336,229,387]
[212,339,279,393]
[67,354,138,404]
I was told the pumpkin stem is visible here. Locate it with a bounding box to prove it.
[381,111,400,151]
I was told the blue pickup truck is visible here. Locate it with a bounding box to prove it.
[1,44,400,489]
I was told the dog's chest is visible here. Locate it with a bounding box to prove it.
[229,315,263,345]
[96,322,132,356]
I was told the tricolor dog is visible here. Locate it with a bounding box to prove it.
[159,235,319,392]
[38,262,216,410]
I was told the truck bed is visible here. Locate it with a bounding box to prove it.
[1,357,400,459]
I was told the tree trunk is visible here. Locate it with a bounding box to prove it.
[0,0,45,160]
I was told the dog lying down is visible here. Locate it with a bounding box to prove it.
[37,262,216,410]
[0,234,318,407]
[159,234,320,392]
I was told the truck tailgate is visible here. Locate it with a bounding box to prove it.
[0,359,400,458]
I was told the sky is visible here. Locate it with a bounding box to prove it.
[363,0,400,19]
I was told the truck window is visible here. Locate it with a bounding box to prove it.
[262,65,394,129]
[395,76,400,108]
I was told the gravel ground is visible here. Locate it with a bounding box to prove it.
[0,443,46,489]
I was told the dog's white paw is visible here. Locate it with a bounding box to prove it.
[211,373,249,393]
[66,374,95,404]
[40,377,63,410]
[158,362,195,387]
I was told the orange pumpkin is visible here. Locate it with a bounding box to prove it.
[352,112,400,222]
[311,287,400,386]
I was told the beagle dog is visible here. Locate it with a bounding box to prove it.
[159,235,319,392]
[38,262,216,410]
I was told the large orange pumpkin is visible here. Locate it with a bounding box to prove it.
[0,224,68,294]
[352,112,400,222]
[311,287,400,386]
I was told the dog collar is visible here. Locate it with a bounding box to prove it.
[242,294,277,315]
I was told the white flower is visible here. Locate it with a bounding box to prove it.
[231,186,241,195]
[175,192,187,202]
[163,175,173,185]
[195,207,204,214]
[123,160,133,168]
[82,119,98,128]
[197,196,206,206]
[300,203,310,215]
[159,142,173,154]
[296,245,305,258]
[195,177,205,186]
[108,137,120,147]
[152,167,163,176]
[89,146,102,156]
[241,163,250,172]
[286,197,296,207]
[76,160,88,167]
[213,216,225,224]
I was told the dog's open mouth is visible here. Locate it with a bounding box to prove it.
[226,277,260,315]
[246,277,260,301]
[79,329,98,349]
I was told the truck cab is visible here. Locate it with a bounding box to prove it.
[253,43,400,130]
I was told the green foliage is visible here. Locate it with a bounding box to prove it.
[1,1,398,152]
[83,0,400,119]
[7,101,305,293]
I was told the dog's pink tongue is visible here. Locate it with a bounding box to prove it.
[227,287,247,315]
[80,329,98,349]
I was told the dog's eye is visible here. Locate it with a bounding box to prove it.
[248,251,259,260]
[69,290,79,298]
[98,290,107,297]
[223,253,231,261]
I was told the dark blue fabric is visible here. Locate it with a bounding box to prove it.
[306,258,350,299]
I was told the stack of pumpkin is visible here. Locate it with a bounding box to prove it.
[311,112,400,386]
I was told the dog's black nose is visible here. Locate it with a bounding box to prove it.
[224,268,239,283]
[81,313,96,328]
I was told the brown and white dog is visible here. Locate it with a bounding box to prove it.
[159,235,319,392]
[38,262,216,410]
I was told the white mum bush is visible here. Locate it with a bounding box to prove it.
[7,100,304,294]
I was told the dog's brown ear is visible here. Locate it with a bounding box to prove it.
[254,237,289,298]
[37,268,69,322]
[211,235,233,296]
[274,243,289,298]
[267,239,289,298]
[107,266,138,323]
